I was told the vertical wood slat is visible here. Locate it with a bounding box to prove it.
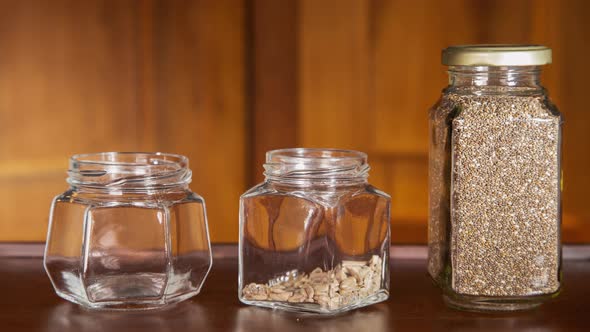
[138,0,157,152]
[251,0,299,184]
[0,0,141,160]
[299,0,372,150]
[372,0,480,155]
[559,0,590,241]
[370,1,480,236]
[153,0,246,243]
[0,0,140,241]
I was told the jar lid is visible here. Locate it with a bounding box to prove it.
[442,45,552,66]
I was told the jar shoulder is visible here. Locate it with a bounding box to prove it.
[53,188,201,207]
[241,182,390,203]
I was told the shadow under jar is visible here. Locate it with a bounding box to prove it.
[239,148,391,314]
[428,45,562,312]
[44,152,212,310]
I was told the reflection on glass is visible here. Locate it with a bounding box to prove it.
[44,152,212,310]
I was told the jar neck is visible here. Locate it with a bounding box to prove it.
[263,148,369,187]
[68,152,192,194]
[447,66,543,91]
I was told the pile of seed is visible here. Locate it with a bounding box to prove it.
[429,91,561,296]
[242,255,383,310]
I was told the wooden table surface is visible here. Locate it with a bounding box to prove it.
[1,246,589,332]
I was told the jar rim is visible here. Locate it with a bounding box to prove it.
[264,148,369,185]
[71,152,188,168]
[266,148,367,163]
[68,152,191,190]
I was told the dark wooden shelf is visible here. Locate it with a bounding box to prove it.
[1,246,588,332]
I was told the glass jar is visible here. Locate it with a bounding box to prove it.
[428,45,562,311]
[239,148,390,314]
[44,152,212,310]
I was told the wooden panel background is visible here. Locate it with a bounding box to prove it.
[0,0,588,243]
[252,0,590,243]
[0,0,246,243]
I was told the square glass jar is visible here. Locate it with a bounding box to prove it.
[239,148,391,314]
[428,45,562,311]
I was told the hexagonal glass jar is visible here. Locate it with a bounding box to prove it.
[44,152,212,310]
[239,148,391,314]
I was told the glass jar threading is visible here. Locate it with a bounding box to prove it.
[67,152,192,192]
[447,65,543,91]
[263,148,369,186]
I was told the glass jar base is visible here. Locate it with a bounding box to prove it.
[55,290,199,311]
[239,290,389,315]
[443,294,544,312]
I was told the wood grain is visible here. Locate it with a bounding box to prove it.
[149,0,246,243]
[291,0,590,243]
[1,250,589,331]
[0,0,246,242]
[0,0,589,243]
[559,0,590,235]
[251,0,299,185]
[299,0,372,150]
[0,0,140,241]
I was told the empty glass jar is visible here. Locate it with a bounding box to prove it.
[44,152,212,310]
[428,45,562,311]
[239,148,390,314]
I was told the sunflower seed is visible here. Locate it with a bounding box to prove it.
[241,256,384,310]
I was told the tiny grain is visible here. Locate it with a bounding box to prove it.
[430,90,561,297]
[242,256,383,310]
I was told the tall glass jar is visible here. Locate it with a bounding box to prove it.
[428,45,562,311]
[44,152,212,310]
[239,148,390,314]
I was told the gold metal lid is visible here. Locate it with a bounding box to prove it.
[442,45,552,66]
